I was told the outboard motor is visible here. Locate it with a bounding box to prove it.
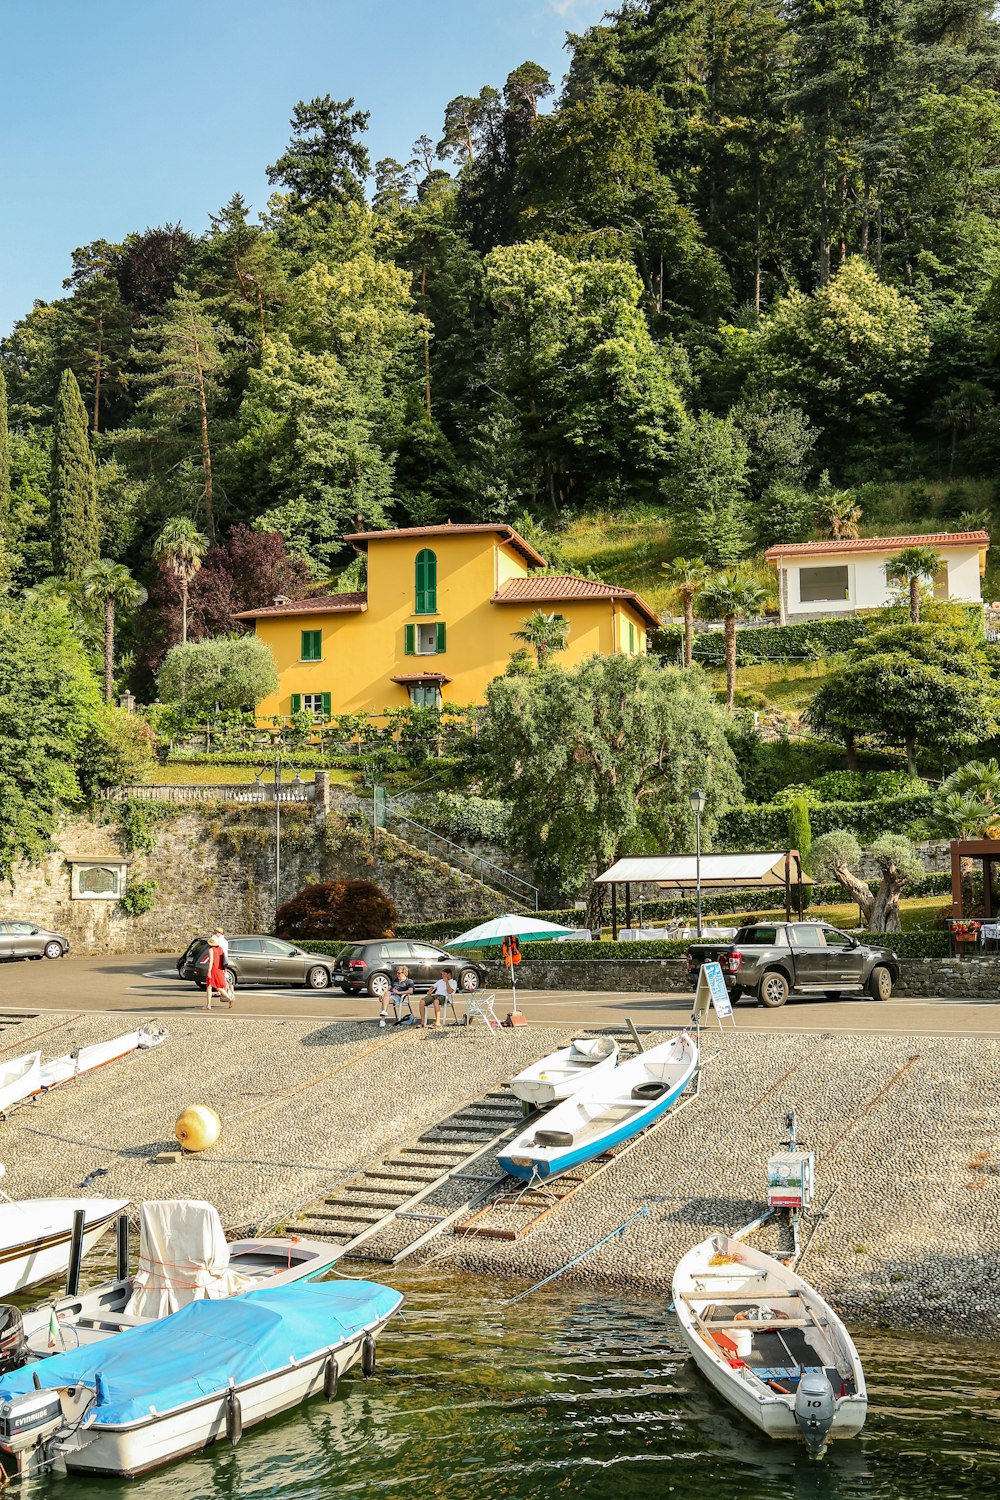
[0,1306,27,1375]
[0,1389,65,1477]
[793,1371,836,1458]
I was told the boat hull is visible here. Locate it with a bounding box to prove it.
[52,1314,394,1477]
[0,1201,126,1299]
[509,1043,619,1108]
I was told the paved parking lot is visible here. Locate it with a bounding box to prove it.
[1,954,998,1037]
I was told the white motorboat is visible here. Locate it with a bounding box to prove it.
[18,1199,341,1357]
[0,1196,127,1300]
[499,1032,699,1181]
[672,1233,867,1458]
[509,1036,619,1107]
[0,1278,403,1479]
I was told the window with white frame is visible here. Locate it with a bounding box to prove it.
[302,694,326,715]
[799,565,849,602]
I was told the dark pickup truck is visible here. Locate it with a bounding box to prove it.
[686,921,899,1008]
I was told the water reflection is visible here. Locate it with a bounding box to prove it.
[9,1266,999,1499]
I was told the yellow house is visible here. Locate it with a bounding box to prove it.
[233,522,661,718]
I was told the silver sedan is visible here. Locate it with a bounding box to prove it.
[0,921,71,961]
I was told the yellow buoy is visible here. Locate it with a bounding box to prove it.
[175,1105,222,1152]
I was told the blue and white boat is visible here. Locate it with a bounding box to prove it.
[0,1279,402,1479]
[498,1031,699,1181]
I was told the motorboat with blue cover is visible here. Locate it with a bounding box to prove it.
[498,1031,699,1181]
[0,1279,403,1478]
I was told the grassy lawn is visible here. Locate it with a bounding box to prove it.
[705,658,841,713]
[153,764,360,786]
[558,508,676,609]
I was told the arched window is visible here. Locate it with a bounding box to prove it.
[415,548,437,614]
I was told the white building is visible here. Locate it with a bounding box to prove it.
[765,530,989,623]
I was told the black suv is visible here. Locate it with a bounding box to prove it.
[333,940,485,999]
[176,936,337,991]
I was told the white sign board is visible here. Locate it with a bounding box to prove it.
[692,960,736,1029]
[704,961,733,1019]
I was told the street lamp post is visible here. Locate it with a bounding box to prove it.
[274,751,282,923]
[689,789,707,938]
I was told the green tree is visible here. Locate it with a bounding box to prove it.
[266,96,371,221]
[661,556,710,667]
[152,516,207,645]
[696,572,769,710]
[815,477,862,540]
[930,381,993,479]
[477,653,742,904]
[157,635,278,720]
[50,369,99,580]
[0,596,101,873]
[885,545,944,623]
[0,369,9,549]
[77,704,157,799]
[131,287,227,538]
[807,622,999,773]
[511,610,570,667]
[809,830,923,932]
[438,87,500,167]
[80,558,148,702]
[668,413,750,566]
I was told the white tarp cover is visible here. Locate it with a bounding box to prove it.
[595,853,810,888]
[125,1199,249,1319]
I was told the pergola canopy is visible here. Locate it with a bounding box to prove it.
[596,853,813,889]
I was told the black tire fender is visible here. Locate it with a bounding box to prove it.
[323,1355,338,1400]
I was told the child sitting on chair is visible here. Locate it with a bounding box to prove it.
[421,967,456,1030]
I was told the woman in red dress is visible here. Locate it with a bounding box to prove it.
[204,937,232,1010]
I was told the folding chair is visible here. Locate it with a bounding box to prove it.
[462,990,502,1034]
[390,991,416,1027]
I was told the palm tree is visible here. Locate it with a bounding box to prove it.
[81,559,148,701]
[512,610,570,667]
[661,556,709,667]
[931,381,991,479]
[152,516,208,644]
[885,545,944,623]
[696,573,769,711]
[816,489,862,540]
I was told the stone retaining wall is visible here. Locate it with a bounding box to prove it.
[0,807,506,955]
[484,955,1000,1000]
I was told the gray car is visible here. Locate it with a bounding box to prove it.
[0,921,70,961]
[178,936,336,991]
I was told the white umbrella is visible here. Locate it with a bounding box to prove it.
[446,914,577,1013]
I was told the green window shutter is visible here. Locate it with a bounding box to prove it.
[291,694,302,714]
[321,691,332,718]
[415,548,437,614]
[435,621,447,653]
[629,621,635,653]
[301,629,321,661]
[404,624,416,655]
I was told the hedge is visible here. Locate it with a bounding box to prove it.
[719,794,934,849]
[692,618,867,665]
[288,931,949,960]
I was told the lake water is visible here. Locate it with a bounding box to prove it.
[17,1265,997,1500]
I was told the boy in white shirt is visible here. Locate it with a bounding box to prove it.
[421,967,456,1030]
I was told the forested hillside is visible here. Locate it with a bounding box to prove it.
[4,0,1000,651]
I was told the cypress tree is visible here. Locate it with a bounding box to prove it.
[50,369,99,579]
[0,369,9,544]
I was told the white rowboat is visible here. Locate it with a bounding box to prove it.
[499,1032,698,1181]
[509,1037,619,1107]
[0,1054,40,1116]
[672,1234,867,1458]
[0,1199,127,1300]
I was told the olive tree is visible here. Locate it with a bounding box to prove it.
[808,829,923,933]
[157,635,278,720]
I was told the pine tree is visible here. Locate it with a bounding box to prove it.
[50,369,99,579]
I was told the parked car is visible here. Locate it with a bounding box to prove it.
[332,940,486,1000]
[685,921,898,1008]
[176,936,337,991]
[0,921,70,961]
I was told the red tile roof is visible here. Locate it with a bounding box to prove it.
[232,592,368,621]
[765,531,990,560]
[344,522,547,568]
[491,574,662,629]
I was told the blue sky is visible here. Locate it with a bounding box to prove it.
[1,0,607,337]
